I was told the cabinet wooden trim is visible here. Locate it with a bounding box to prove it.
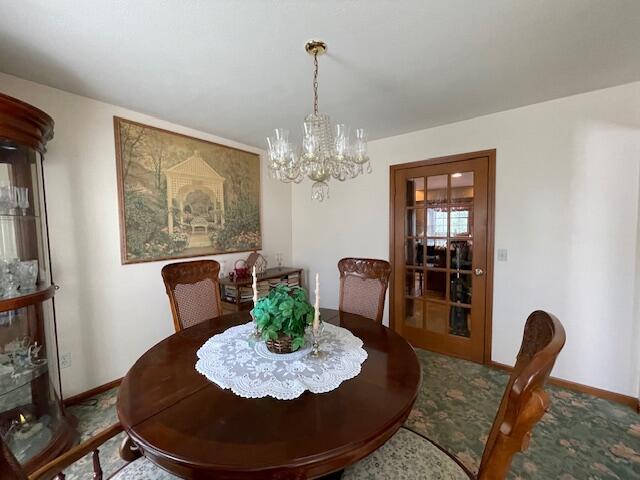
[0,93,53,154]
[0,284,55,314]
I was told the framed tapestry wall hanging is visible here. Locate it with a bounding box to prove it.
[114,117,261,264]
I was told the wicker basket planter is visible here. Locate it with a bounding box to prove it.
[253,284,315,355]
[266,334,294,354]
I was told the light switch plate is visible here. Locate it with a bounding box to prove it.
[497,249,508,262]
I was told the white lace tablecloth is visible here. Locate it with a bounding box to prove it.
[195,322,368,400]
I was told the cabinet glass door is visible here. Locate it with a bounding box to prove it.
[0,144,72,469]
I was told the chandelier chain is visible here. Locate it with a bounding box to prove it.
[313,52,319,115]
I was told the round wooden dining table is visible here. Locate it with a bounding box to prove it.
[117,308,421,479]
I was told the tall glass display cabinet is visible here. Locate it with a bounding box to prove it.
[0,93,76,472]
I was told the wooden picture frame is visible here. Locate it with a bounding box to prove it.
[113,117,262,264]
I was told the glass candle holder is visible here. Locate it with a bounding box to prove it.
[247,310,261,345]
[310,319,325,358]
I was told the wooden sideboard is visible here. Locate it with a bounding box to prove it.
[219,267,304,313]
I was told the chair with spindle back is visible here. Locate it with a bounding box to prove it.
[161,259,223,332]
[338,257,392,323]
[0,422,177,479]
[344,310,566,480]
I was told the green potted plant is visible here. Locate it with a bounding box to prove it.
[252,284,315,353]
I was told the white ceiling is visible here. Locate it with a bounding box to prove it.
[1,0,639,148]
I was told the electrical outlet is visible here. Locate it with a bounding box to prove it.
[60,352,72,369]
[497,249,508,262]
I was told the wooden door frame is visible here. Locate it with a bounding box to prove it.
[389,149,496,364]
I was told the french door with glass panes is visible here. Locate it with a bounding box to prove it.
[391,152,494,363]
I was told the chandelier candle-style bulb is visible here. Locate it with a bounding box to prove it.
[266,40,371,201]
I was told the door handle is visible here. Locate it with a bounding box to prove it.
[474,268,485,276]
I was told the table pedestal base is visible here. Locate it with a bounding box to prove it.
[319,469,344,479]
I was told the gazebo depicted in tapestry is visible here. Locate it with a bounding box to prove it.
[165,151,225,248]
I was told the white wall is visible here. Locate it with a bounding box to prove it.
[292,82,640,397]
[0,72,292,398]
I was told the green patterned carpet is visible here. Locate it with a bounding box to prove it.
[406,350,640,479]
[63,349,640,479]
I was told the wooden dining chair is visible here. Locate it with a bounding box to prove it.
[338,257,391,323]
[161,259,223,332]
[0,422,176,480]
[344,310,566,480]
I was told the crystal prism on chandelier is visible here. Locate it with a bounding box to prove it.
[266,40,371,202]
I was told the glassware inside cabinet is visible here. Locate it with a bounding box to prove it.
[0,145,48,300]
[0,146,41,217]
[0,302,63,464]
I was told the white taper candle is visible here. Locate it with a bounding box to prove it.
[313,273,320,334]
[252,266,258,306]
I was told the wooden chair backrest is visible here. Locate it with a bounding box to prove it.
[161,259,223,332]
[477,310,566,480]
[338,257,391,323]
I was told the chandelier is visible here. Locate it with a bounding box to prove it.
[266,40,370,201]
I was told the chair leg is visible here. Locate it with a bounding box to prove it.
[119,434,142,462]
[92,449,103,480]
